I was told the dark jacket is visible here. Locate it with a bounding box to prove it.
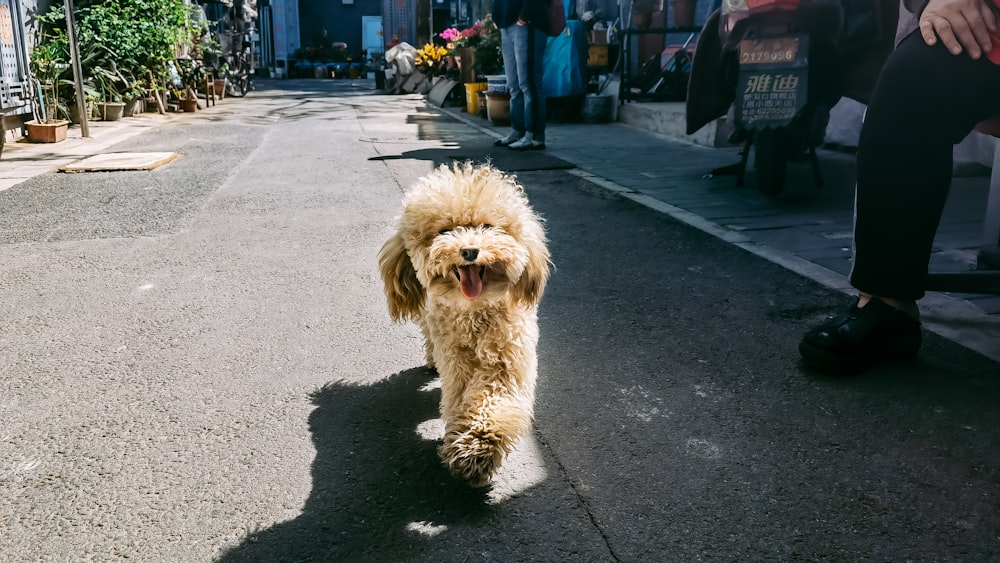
[492,0,548,29]
[685,0,900,135]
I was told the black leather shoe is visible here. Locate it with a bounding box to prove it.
[799,298,922,374]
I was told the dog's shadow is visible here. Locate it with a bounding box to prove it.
[216,367,493,561]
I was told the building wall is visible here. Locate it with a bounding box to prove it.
[298,0,381,56]
[22,0,46,44]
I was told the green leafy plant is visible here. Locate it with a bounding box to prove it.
[201,25,224,72]
[33,0,189,104]
[121,73,146,102]
[473,15,503,76]
[28,39,69,122]
[176,58,205,100]
[91,62,128,103]
[450,20,485,53]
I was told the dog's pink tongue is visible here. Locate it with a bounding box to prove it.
[458,265,483,299]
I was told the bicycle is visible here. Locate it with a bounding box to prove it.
[222,33,253,98]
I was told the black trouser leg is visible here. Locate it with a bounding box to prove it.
[850,32,1000,300]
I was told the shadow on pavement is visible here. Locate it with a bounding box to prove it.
[215,367,492,562]
[369,142,577,173]
[526,175,1000,559]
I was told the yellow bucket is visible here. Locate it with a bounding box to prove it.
[465,82,488,115]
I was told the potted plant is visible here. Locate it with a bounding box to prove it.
[471,16,510,123]
[92,63,128,121]
[176,58,204,112]
[213,63,228,99]
[414,43,449,84]
[29,0,187,122]
[122,76,146,117]
[452,20,485,83]
[438,27,461,75]
[473,15,503,79]
[486,91,511,125]
[26,38,70,143]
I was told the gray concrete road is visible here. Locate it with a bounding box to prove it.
[2,79,999,562]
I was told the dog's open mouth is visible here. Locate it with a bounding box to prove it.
[454,264,486,299]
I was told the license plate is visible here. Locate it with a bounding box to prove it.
[739,37,799,65]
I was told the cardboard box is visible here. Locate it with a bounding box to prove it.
[588,44,609,67]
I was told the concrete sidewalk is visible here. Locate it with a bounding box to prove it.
[0,112,176,191]
[439,104,1000,364]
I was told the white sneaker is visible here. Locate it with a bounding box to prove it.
[493,134,522,147]
[508,138,546,151]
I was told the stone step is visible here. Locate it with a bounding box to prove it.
[617,101,733,148]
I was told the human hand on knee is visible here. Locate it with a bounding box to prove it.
[918,0,998,58]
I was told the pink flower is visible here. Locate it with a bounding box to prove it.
[459,22,483,39]
[438,27,460,41]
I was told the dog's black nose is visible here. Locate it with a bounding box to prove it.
[461,247,479,262]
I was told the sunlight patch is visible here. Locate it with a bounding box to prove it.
[406,521,448,537]
[486,434,547,504]
[419,378,442,392]
[415,418,445,440]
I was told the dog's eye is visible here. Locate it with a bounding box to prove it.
[481,224,493,230]
[438,229,452,235]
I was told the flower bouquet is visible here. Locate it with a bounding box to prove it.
[414,43,449,77]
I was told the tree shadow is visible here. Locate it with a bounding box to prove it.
[216,367,493,561]
[368,147,457,168]
[368,139,576,173]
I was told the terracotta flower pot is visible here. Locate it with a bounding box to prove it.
[180,98,198,113]
[485,91,511,126]
[25,119,69,143]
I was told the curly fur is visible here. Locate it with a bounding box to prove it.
[378,162,551,487]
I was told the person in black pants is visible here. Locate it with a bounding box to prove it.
[800,0,1000,373]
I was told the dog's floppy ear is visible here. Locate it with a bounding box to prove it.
[378,231,424,321]
[512,219,551,307]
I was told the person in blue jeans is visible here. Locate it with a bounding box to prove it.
[492,0,548,151]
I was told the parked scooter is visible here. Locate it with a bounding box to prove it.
[702,0,843,195]
[685,0,897,196]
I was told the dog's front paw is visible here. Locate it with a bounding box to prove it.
[438,430,504,488]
